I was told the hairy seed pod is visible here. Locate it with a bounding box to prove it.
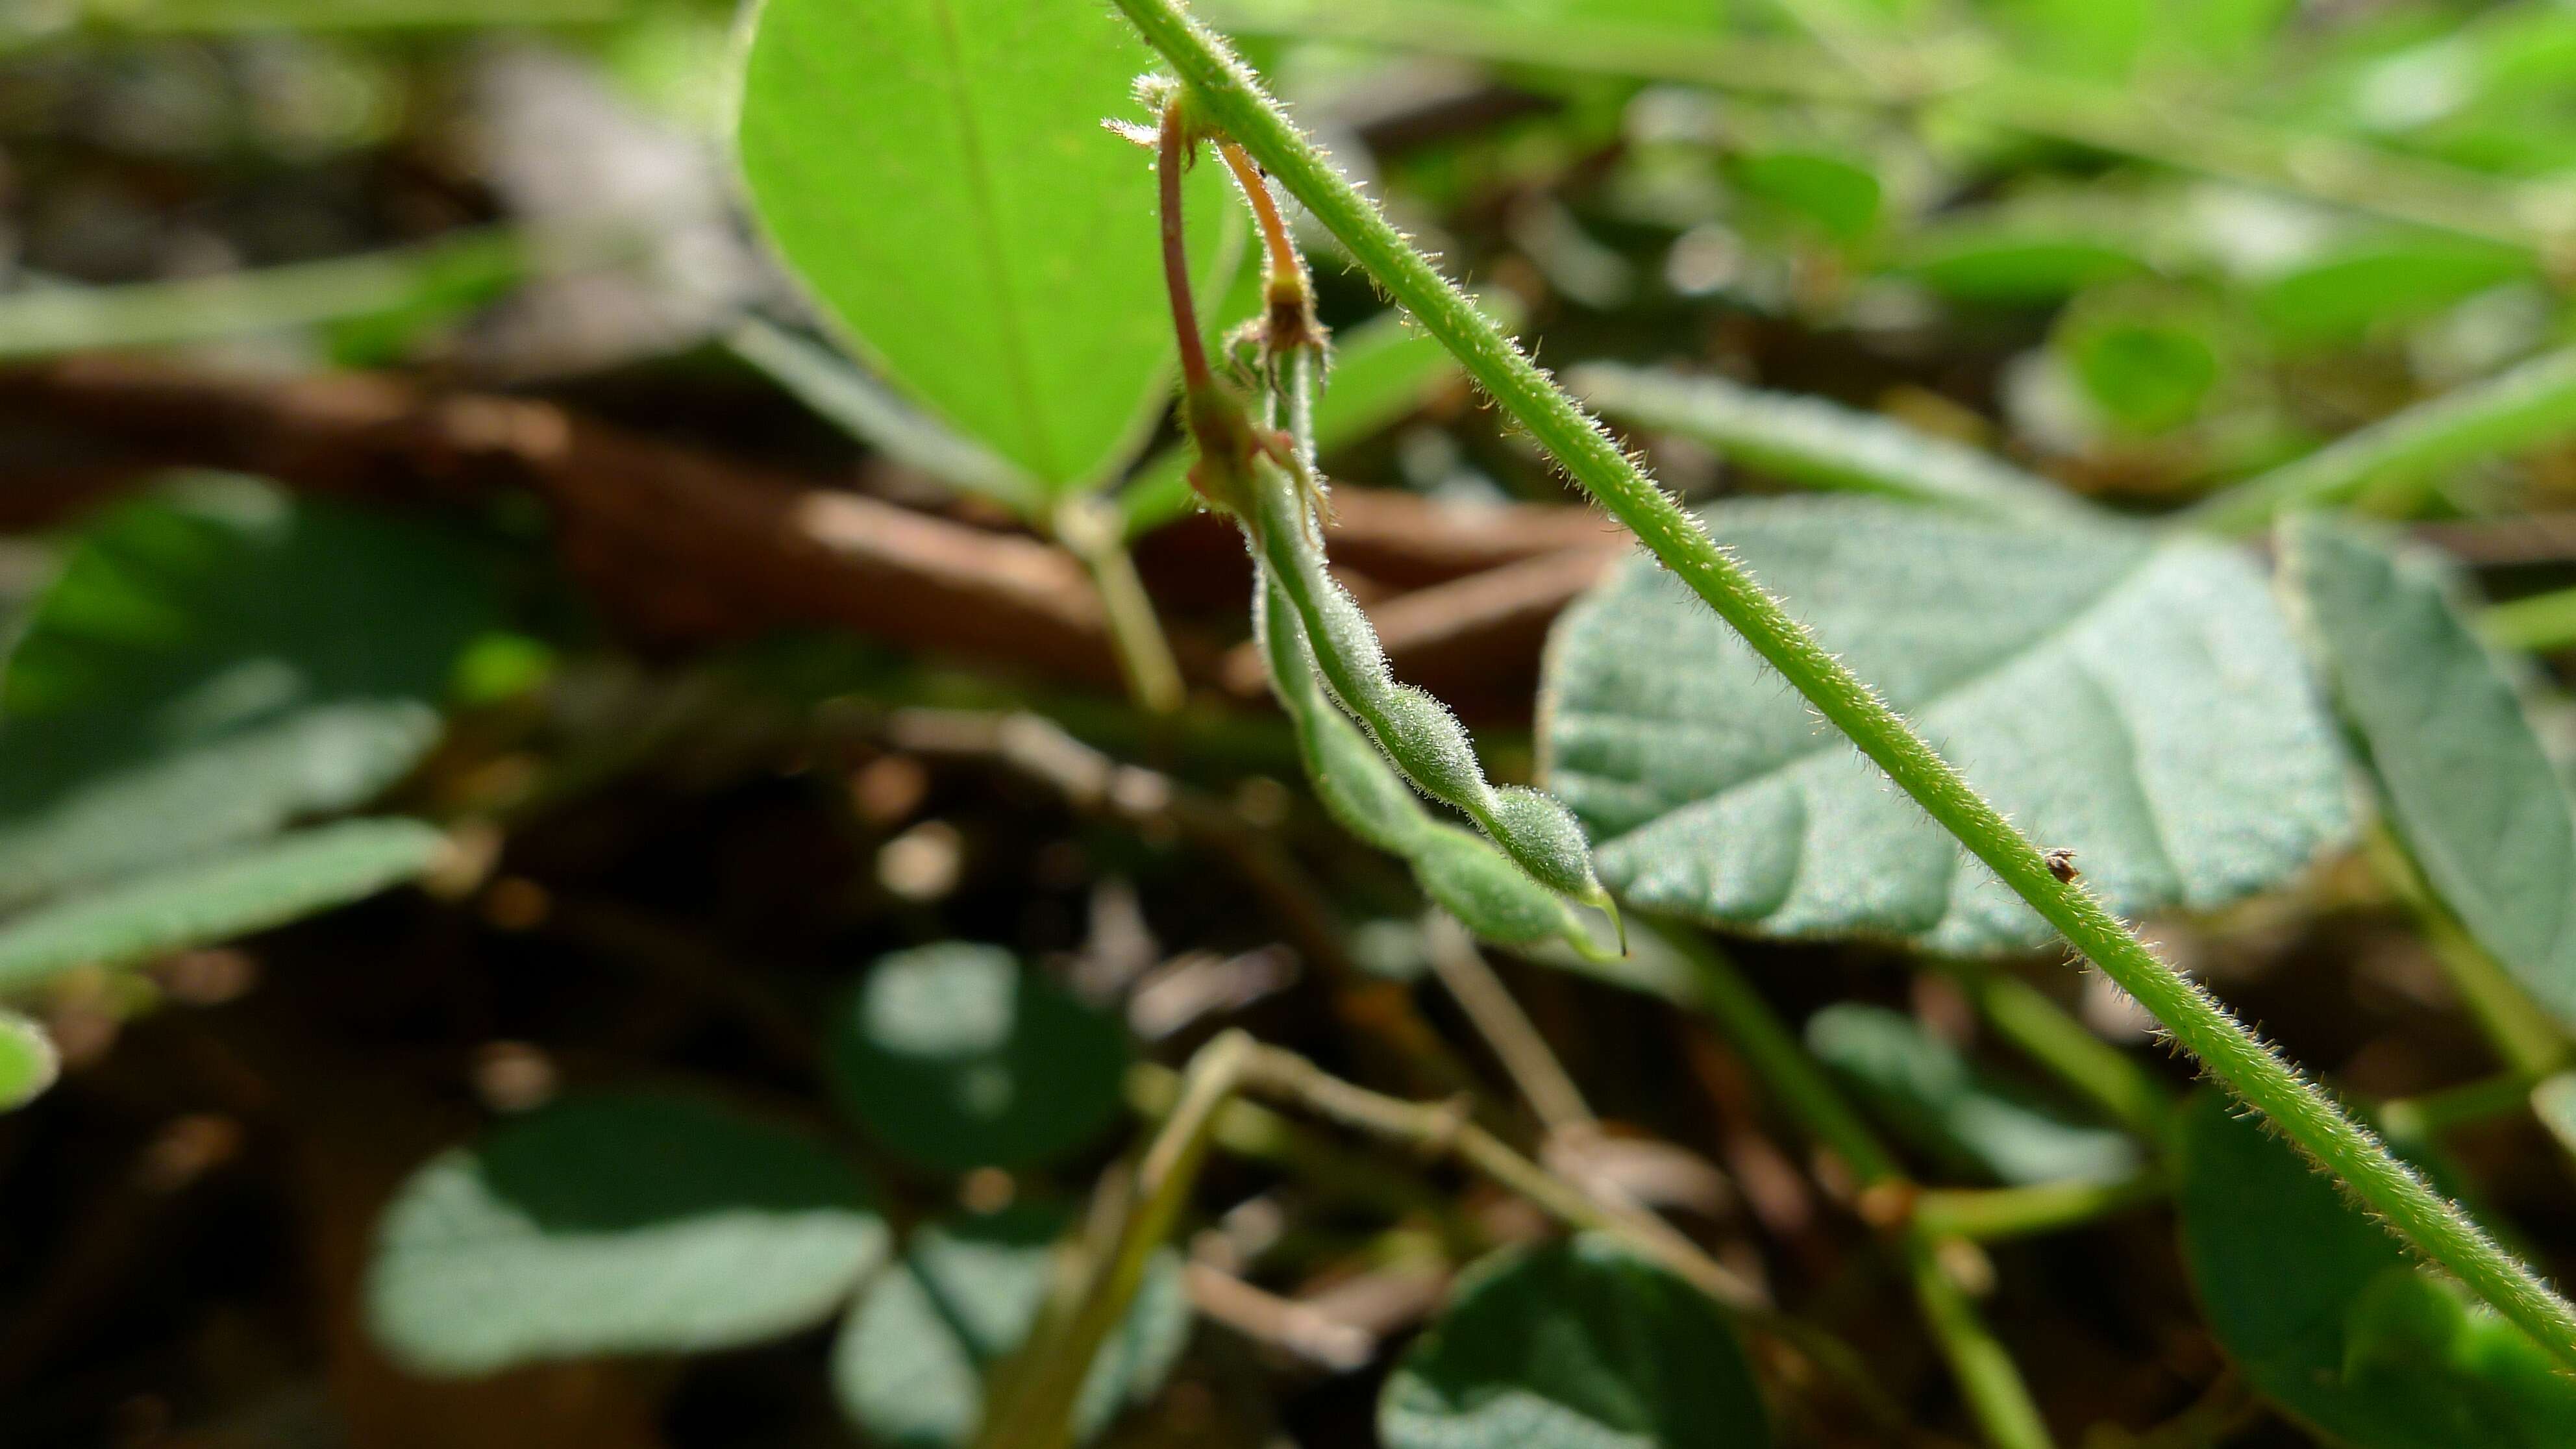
[1245,458,1620,942]
[1256,577,1617,961]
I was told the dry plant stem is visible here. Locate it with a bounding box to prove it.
[880,707,1477,1096]
[1422,912,1595,1133]
[1111,0,2576,1365]
[1231,1042,1916,1437]
[978,1030,1256,1449]
[1123,1059,1479,1247]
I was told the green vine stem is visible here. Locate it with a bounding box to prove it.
[978,1030,1256,1449]
[1107,0,2576,1365]
[1664,925,2053,1449]
[1054,495,1186,715]
[1950,969,2174,1143]
[1911,1174,2167,1243]
[2186,345,2576,536]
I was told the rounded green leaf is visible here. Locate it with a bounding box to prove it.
[366,1092,889,1375]
[736,0,1235,493]
[1541,497,2351,954]
[827,943,1130,1172]
[2064,317,2220,434]
[0,475,499,910]
[1380,1235,1770,1449]
[2281,517,2576,1028]
[0,1009,58,1112]
[2175,1092,2576,1447]
[1728,149,1881,245]
[832,1202,1189,1448]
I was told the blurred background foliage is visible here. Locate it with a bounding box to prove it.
[8,0,2576,1446]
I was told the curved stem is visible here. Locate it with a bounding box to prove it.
[1108,0,2576,1366]
[1054,495,1185,714]
[1156,103,1214,393]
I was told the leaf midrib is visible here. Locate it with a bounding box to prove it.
[928,0,1060,483]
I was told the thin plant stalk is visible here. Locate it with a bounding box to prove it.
[1053,495,1187,714]
[2367,826,2572,1080]
[1663,925,2053,1449]
[1422,912,1596,1134]
[1911,1173,2166,1243]
[2380,1071,2542,1145]
[978,1030,1256,1449]
[1951,969,2174,1143]
[2188,346,2576,535]
[1108,0,2576,1365]
[2485,583,2576,654]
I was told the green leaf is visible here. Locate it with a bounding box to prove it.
[2281,516,2576,1028]
[1726,149,1881,245]
[0,232,523,364]
[1805,1004,2140,1185]
[1541,497,2351,954]
[0,819,446,996]
[1570,364,2077,518]
[832,1202,1189,1448]
[367,1092,889,1375]
[2175,1091,2576,1448]
[0,1009,58,1112]
[1896,232,2149,304]
[2255,241,2533,346]
[1379,1235,1770,1449]
[736,0,1235,493]
[0,476,499,909]
[2063,317,2220,434]
[826,943,1130,1172]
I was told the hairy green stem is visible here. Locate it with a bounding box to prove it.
[1109,0,2576,1363]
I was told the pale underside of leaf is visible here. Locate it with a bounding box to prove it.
[0,817,447,995]
[367,1093,889,1375]
[2281,516,2576,1026]
[1542,497,2350,954]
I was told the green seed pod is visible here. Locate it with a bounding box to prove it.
[1245,456,1620,943]
[1256,575,1617,962]
[1409,821,1601,949]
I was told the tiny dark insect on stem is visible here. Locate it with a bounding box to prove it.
[2043,848,2079,884]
